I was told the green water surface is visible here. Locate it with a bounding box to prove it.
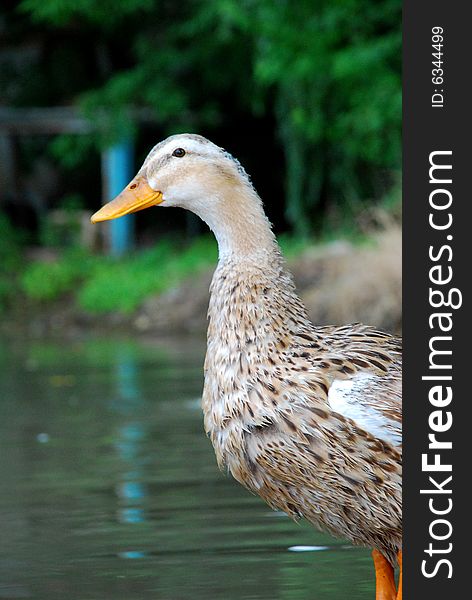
[0,336,373,599]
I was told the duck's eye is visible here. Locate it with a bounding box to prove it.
[172,148,186,158]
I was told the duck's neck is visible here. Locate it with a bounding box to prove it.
[197,184,278,262]
[203,184,310,350]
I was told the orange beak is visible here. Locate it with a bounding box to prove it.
[90,176,164,223]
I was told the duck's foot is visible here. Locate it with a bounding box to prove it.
[396,550,402,600]
[372,549,396,600]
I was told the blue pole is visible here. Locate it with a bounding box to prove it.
[102,140,134,256]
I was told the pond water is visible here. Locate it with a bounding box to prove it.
[0,335,374,600]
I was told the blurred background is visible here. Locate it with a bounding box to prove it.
[0,1,401,599]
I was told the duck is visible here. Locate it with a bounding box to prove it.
[91,133,402,600]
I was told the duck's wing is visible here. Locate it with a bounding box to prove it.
[240,326,402,556]
[291,323,402,448]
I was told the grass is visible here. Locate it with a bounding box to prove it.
[77,236,217,313]
[21,248,96,301]
[18,236,218,314]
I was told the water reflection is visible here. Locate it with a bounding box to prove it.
[112,352,148,532]
[0,336,373,599]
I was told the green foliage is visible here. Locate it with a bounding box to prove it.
[247,0,401,235]
[20,248,94,301]
[48,134,97,169]
[19,236,217,313]
[19,0,156,27]
[78,236,217,313]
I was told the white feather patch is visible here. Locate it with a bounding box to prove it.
[328,373,401,446]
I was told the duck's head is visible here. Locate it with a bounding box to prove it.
[91,134,255,222]
[91,133,275,257]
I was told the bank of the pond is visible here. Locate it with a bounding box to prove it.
[1,225,401,338]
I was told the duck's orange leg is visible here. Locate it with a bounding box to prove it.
[396,550,402,600]
[372,549,396,600]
